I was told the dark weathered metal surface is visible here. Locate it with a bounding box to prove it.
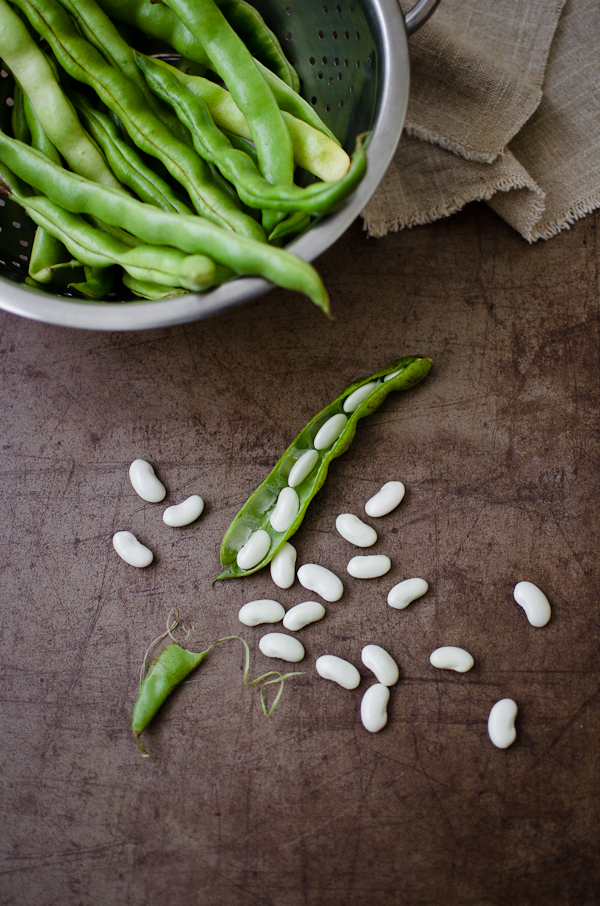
[0,204,598,906]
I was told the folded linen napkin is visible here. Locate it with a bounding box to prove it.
[363,0,600,241]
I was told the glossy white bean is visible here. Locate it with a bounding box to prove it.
[259,632,305,663]
[315,654,360,689]
[387,578,429,610]
[361,684,390,732]
[163,495,204,527]
[297,563,344,602]
[365,481,405,517]
[513,581,551,627]
[347,555,391,579]
[383,369,401,382]
[238,599,285,627]
[488,698,518,749]
[269,487,300,533]
[236,529,271,570]
[313,413,348,450]
[270,541,297,589]
[361,644,399,686]
[283,600,325,631]
[343,381,378,413]
[129,459,166,503]
[430,646,474,673]
[335,513,377,547]
[112,531,153,568]
[288,449,319,488]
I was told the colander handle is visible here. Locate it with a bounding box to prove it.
[403,0,442,35]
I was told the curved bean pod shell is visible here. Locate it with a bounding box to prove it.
[216,356,432,581]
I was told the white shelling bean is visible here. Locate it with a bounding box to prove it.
[283,600,326,631]
[269,487,300,533]
[163,495,204,527]
[383,369,401,382]
[347,555,391,579]
[236,529,271,570]
[361,644,399,686]
[288,449,319,488]
[335,513,377,548]
[429,646,474,673]
[387,577,428,610]
[513,581,551,627]
[488,698,518,749]
[270,541,297,589]
[238,599,285,627]
[361,684,390,732]
[112,530,153,568]
[129,459,166,503]
[365,481,405,517]
[315,654,360,689]
[297,563,344,602]
[343,381,378,413]
[259,632,305,663]
[313,413,348,451]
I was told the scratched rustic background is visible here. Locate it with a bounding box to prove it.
[0,203,599,906]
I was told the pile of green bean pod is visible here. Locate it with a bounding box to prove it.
[0,0,367,307]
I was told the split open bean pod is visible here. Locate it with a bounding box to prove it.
[215,356,432,581]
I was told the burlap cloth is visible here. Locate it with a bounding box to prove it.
[363,0,600,241]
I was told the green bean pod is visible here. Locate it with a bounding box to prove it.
[0,133,330,312]
[122,274,189,300]
[0,165,218,291]
[70,91,193,215]
[137,54,366,215]
[216,356,433,582]
[12,0,266,242]
[132,643,213,755]
[10,83,30,144]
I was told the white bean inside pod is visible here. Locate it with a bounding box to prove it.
[361,684,390,732]
[238,599,285,627]
[365,481,405,517]
[387,577,428,610]
[297,563,344,602]
[259,632,305,663]
[313,413,348,451]
[429,646,474,673]
[236,529,271,570]
[488,698,518,749]
[383,369,401,382]
[287,449,319,488]
[270,541,297,589]
[335,513,377,547]
[163,494,204,527]
[361,644,399,686]
[343,381,378,413]
[283,600,325,631]
[112,531,153,568]
[129,459,166,503]
[513,581,551,627]
[347,555,391,579]
[315,654,360,689]
[269,486,300,533]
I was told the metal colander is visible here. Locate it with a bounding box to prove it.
[0,0,438,330]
